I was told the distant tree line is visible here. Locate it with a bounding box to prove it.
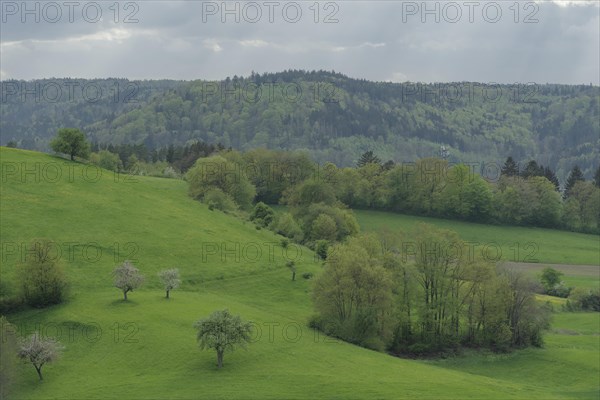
[42,129,600,236]
[3,71,599,179]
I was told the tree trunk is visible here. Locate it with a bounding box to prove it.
[123,290,128,301]
[35,365,43,380]
[70,153,75,161]
[166,290,170,299]
[292,271,296,281]
[217,350,224,369]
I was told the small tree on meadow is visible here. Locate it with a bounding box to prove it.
[113,261,144,301]
[158,268,181,299]
[286,260,296,281]
[194,309,252,369]
[50,128,90,161]
[18,332,63,381]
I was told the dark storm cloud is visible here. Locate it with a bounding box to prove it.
[0,1,598,84]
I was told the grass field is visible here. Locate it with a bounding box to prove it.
[354,210,600,266]
[2,148,599,399]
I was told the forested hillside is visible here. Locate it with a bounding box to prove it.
[2,70,598,180]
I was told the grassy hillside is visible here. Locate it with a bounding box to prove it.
[1,148,599,399]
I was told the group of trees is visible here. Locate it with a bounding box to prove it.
[6,72,598,177]
[45,128,600,234]
[539,267,571,298]
[311,224,551,355]
[113,261,181,300]
[321,156,599,233]
[47,127,225,179]
[538,267,600,312]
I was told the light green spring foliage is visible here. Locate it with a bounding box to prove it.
[50,128,90,161]
[194,309,252,369]
[186,155,256,210]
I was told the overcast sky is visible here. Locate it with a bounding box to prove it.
[1,0,598,84]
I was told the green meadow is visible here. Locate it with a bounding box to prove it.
[354,210,600,266]
[1,148,599,399]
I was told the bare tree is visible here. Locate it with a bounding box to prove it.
[158,268,181,299]
[113,261,144,301]
[18,332,63,380]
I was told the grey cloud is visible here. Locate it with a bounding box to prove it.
[0,1,598,84]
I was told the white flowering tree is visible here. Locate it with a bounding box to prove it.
[158,268,181,299]
[113,261,144,301]
[18,332,63,380]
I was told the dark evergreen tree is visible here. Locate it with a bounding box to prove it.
[501,157,519,177]
[564,165,585,199]
[382,160,395,171]
[357,150,381,168]
[543,166,560,191]
[594,166,600,188]
[521,160,543,178]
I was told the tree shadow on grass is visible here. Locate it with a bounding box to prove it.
[108,299,140,307]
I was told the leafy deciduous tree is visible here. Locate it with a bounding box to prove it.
[194,309,252,369]
[50,128,90,161]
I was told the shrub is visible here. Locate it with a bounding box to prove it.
[546,282,572,298]
[315,240,329,260]
[203,188,238,212]
[311,214,338,241]
[89,150,122,172]
[186,155,256,210]
[270,212,304,242]
[568,287,600,311]
[250,202,275,227]
[162,166,180,179]
[302,272,314,280]
[18,239,68,308]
